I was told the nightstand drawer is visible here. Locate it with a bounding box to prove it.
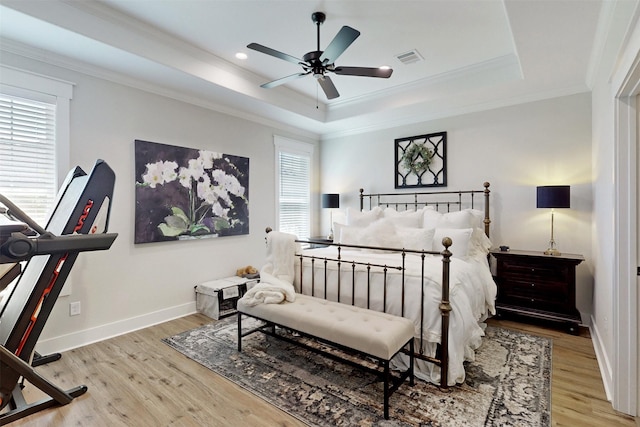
[499,278,569,310]
[498,259,570,284]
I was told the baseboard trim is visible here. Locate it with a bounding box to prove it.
[590,314,613,402]
[35,302,197,355]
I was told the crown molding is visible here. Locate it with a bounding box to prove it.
[321,84,590,141]
[0,38,321,140]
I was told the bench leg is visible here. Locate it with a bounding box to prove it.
[383,360,390,419]
[237,312,242,352]
[409,338,415,386]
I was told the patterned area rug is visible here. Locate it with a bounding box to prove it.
[163,317,551,426]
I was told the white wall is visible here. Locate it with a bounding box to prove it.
[593,1,640,414]
[1,52,319,353]
[590,0,640,414]
[320,93,594,322]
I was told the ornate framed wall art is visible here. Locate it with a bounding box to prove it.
[134,140,249,244]
[394,132,447,188]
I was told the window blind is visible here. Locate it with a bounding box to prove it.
[278,150,310,239]
[0,93,57,225]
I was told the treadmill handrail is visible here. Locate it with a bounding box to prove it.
[0,194,47,236]
[0,232,118,264]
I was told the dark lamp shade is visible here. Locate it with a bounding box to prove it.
[536,185,570,209]
[322,193,340,209]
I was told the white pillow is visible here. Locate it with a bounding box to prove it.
[346,206,382,227]
[423,208,491,256]
[332,209,347,227]
[358,218,401,250]
[466,209,485,229]
[469,231,492,256]
[338,225,364,246]
[333,222,346,243]
[382,207,425,228]
[423,209,474,229]
[396,227,435,251]
[432,228,473,259]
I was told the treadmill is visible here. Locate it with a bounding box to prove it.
[0,159,117,424]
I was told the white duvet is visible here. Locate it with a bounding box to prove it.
[295,247,497,386]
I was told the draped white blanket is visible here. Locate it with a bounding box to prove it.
[240,231,299,306]
[240,272,296,306]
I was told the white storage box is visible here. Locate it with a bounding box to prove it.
[195,276,258,319]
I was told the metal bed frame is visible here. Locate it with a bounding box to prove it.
[297,182,491,389]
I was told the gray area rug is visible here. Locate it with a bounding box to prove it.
[163,317,551,426]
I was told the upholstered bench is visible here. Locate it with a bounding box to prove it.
[237,294,415,419]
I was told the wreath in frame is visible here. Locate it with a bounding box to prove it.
[395,131,447,188]
[401,143,433,175]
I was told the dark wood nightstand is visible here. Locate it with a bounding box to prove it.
[490,249,584,334]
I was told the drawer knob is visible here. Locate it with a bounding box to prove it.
[531,298,535,302]
[531,283,535,287]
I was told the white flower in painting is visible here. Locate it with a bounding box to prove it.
[187,158,205,179]
[142,162,165,188]
[211,200,229,218]
[225,175,245,197]
[196,175,215,204]
[198,150,222,169]
[142,161,178,188]
[178,167,193,188]
[211,169,245,197]
[212,185,232,206]
[160,161,178,183]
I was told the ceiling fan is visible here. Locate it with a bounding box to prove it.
[247,11,393,100]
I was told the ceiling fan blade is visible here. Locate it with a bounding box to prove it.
[319,26,360,64]
[334,66,393,78]
[247,43,303,65]
[317,75,340,99]
[261,72,310,89]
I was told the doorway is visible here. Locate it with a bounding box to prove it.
[613,56,640,417]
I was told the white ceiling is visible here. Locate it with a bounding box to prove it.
[0,0,604,139]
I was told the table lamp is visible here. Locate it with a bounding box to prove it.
[321,193,340,240]
[536,185,570,256]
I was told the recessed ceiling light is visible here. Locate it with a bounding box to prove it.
[235,52,248,60]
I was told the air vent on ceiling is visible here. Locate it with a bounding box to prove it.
[396,49,424,65]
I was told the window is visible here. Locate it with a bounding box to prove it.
[274,136,313,239]
[0,66,72,226]
[0,93,57,225]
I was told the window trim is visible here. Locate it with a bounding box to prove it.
[274,135,314,237]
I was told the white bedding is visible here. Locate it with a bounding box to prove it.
[294,246,497,386]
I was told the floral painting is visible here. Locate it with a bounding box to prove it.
[134,140,249,244]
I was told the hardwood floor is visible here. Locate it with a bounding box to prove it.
[487,318,638,427]
[2,314,638,426]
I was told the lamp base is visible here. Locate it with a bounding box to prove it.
[544,248,561,256]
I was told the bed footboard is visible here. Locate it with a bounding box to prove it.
[291,235,453,390]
